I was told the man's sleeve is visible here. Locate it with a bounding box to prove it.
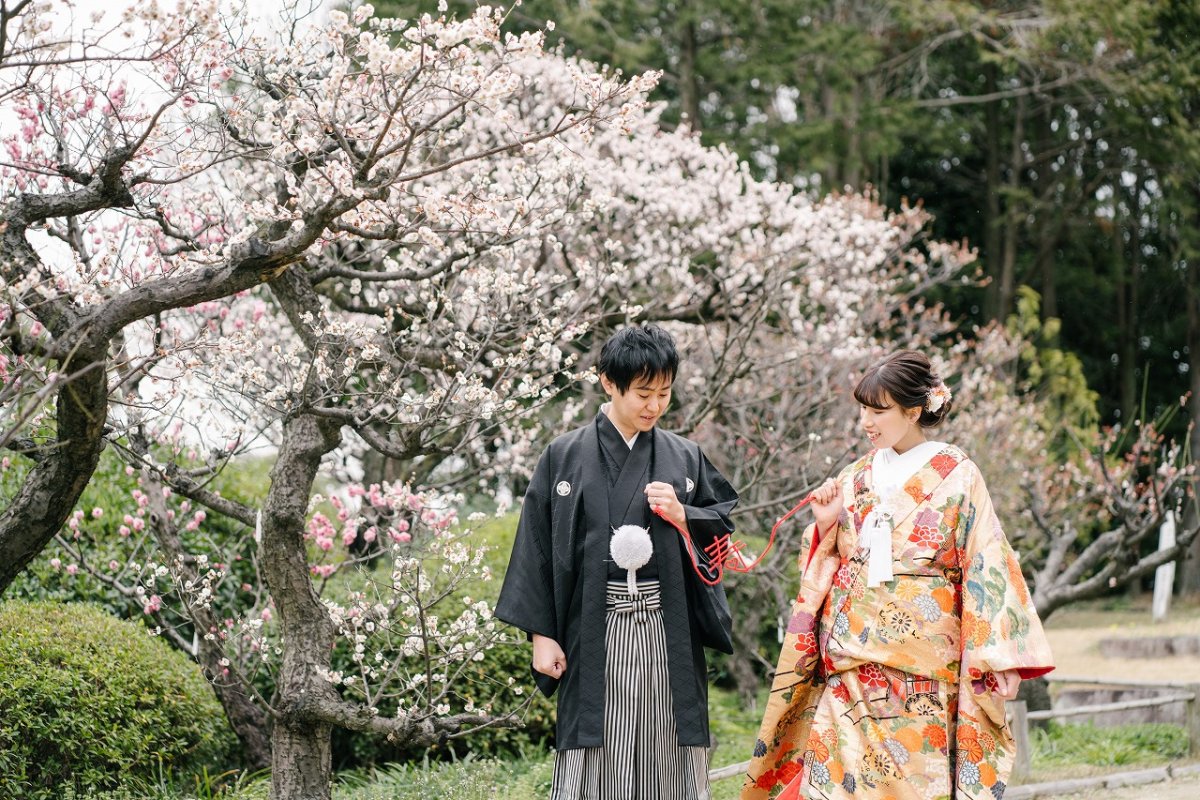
[494,454,558,640]
[682,449,739,551]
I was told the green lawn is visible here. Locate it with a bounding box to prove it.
[69,715,1195,799]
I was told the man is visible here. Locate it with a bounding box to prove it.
[496,324,739,800]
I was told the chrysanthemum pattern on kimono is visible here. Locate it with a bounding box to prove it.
[742,445,1054,800]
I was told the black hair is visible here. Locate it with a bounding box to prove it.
[853,350,952,427]
[597,324,679,393]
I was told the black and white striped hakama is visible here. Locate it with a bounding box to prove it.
[551,580,711,800]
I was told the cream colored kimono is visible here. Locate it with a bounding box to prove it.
[742,445,1053,800]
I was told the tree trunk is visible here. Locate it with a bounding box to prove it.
[822,82,839,188]
[878,149,890,206]
[1114,208,1137,424]
[0,365,107,593]
[1129,176,1143,415]
[996,94,1025,322]
[1182,254,1200,594]
[272,720,333,799]
[677,7,701,130]
[262,412,343,800]
[1033,105,1060,320]
[984,62,1004,320]
[214,680,273,770]
[844,80,863,189]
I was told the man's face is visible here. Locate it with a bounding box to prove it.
[600,372,673,437]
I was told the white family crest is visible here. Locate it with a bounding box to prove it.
[686,478,695,493]
[556,480,572,496]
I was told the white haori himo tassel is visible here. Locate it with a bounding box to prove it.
[610,524,654,595]
[862,511,894,588]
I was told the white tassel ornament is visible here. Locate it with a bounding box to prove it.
[861,511,894,588]
[610,524,654,595]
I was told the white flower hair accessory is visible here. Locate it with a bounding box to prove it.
[925,381,952,413]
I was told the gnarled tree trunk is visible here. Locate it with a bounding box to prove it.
[261,411,342,800]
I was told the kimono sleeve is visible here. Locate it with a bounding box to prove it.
[494,454,557,640]
[959,463,1054,682]
[681,449,739,550]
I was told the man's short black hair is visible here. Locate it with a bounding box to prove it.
[597,324,679,393]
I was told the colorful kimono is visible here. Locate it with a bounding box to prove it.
[742,445,1053,800]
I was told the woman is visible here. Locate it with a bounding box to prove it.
[742,350,1053,800]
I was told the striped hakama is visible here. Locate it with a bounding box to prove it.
[551,580,711,800]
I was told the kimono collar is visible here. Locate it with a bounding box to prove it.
[872,440,948,500]
[850,443,966,529]
[855,442,965,587]
[598,403,639,449]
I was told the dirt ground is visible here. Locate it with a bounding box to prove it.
[1029,598,1200,797]
[1041,597,1200,683]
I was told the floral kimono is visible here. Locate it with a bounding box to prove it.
[742,445,1053,800]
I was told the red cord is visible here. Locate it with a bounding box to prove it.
[654,494,815,586]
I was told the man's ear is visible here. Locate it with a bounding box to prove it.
[599,372,614,396]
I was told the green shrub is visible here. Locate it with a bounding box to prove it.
[0,600,238,799]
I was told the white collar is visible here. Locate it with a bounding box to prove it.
[600,403,639,449]
[872,440,947,493]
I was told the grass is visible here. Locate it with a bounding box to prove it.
[1025,720,1191,782]
[334,756,553,799]
[708,683,766,800]
[68,716,1195,798]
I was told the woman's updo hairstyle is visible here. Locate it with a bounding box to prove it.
[853,350,953,428]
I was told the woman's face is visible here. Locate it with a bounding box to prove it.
[858,391,922,452]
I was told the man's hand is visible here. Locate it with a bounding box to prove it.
[532,633,567,679]
[645,481,686,531]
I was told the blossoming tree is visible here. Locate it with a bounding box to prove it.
[0,0,657,795]
[3,1,1196,796]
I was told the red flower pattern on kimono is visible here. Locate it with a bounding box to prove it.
[931,453,958,477]
[908,507,944,548]
[858,663,888,689]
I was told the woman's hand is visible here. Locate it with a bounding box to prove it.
[645,481,687,532]
[532,634,567,679]
[992,669,1022,700]
[811,478,843,532]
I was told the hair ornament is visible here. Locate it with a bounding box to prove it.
[925,381,952,413]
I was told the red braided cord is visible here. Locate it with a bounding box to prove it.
[653,494,816,586]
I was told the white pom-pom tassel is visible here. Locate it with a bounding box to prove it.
[610,524,653,595]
